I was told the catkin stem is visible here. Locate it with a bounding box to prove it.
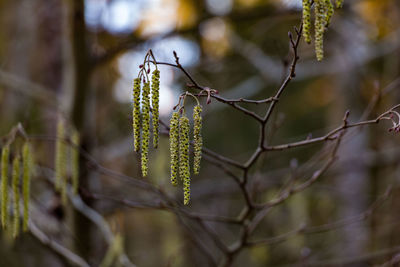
[141,82,151,177]
[12,156,20,238]
[151,70,160,149]
[179,115,190,205]
[1,145,10,229]
[22,142,32,232]
[169,112,180,186]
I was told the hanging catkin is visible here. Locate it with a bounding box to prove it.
[335,0,343,8]
[12,156,20,238]
[179,115,190,205]
[71,131,80,195]
[22,142,32,232]
[302,0,312,44]
[141,82,151,177]
[325,0,334,26]
[193,105,203,175]
[314,0,326,61]
[133,78,141,152]
[169,112,180,186]
[151,69,160,148]
[1,145,9,228]
[55,119,66,191]
[99,234,124,267]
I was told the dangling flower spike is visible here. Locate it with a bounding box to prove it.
[193,105,203,175]
[169,112,180,186]
[151,69,160,149]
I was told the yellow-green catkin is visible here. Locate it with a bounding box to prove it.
[335,0,343,8]
[55,119,66,191]
[179,115,190,205]
[193,105,203,175]
[99,234,123,267]
[1,145,9,229]
[22,142,32,232]
[151,69,160,149]
[71,131,80,195]
[169,112,180,186]
[141,82,151,177]
[12,156,20,238]
[133,78,141,152]
[315,0,326,61]
[302,0,312,44]
[325,0,334,26]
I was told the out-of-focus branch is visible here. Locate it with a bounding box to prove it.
[246,186,392,247]
[28,221,90,267]
[0,69,58,108]
[307,245,400,266]
[38,166,136,267]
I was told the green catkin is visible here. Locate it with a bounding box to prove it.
[22,142,32,232]
[141,82,151,177]
[169,112,180,186]
[325,0,334,26]
[179,115,190,205]
[335,0,343,8]
[55,119,66,191]
[71,131,80,195]
[193,105,203,175]
[12,156,20,238]
[315,0,326,61]
[302,0,312,44]
[133,78,141,152]
[99,234,123,267]
[151,69,160,149]
[1,145,9,229]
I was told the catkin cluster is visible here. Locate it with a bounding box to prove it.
[0,141,33,238]
[302,0,344,61]
[131,69,160,177]
[169,105,203,205]
[54,118,80,204]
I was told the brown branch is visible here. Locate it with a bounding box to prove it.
[264,105,400,152]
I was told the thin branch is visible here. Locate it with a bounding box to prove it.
[264,104,400,151]
[29,221,91,267]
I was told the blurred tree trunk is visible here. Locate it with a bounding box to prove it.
[63,0,96,262]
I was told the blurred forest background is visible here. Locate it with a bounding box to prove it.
[1,0,400,266]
